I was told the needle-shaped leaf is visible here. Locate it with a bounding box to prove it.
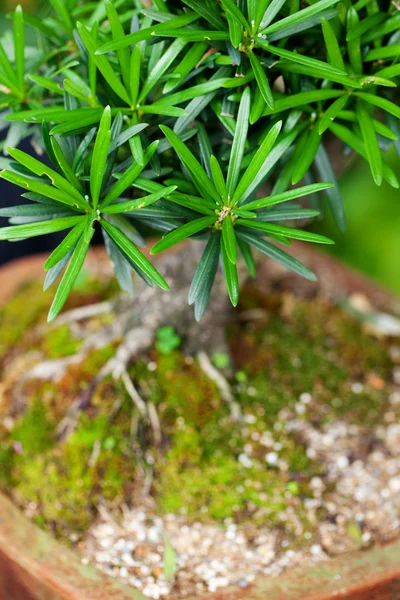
[222,216,238,264]
[232,120,282,204]
[210,156,228,201]
[159,125,220,203]
[0,41,17,87]
[105,0,131,92]
[103,186,177,214]
[238,238,256,277]
[50,137,84,193]
[292,125,321,185]
[319,94,349,134]
[258,41,346,76]
[0,215,84,241]
[130,45,141,108]
[226,13,242,48]
[151,215,216,254]
[221,235,239,306]
[237,219,334,244]
[361,11,400,44]
[364,44,400,62]
[248,52,274,109]
[354,92,400,119]
[321,18,345,72]
[103,229,135,297]
[139,38,187,103]
[259,0,287,29]
[262,0,341,34]
[346,13,386,41]
[109,123,148,153]
[262,89,343,116]
[237,230,317,280]
[96,13,200,53]
[44,220,86,270]
[314,144,346,232]
[5,147,86,208]
[102,140,159,207]
[91,106,111,209]
[101,218,169,290]
[356,101,383,186]
[0,169,85,211]
[153,29,230,42]
[13,5,25,92]
[44,249,74,292]
[163,41,208,94]
[242,183,334,211]
[77,22,131,105]
[156,79,230,106]
[188,232,221,305]
[221,0,250,31]
[48,227,94,322]
[347,6,362,74]
[49,0,73,33]
[258,208,321,221]
[182,0,227,30]
[227,87,251,195]
[139,104,187,117]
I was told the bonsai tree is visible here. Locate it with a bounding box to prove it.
[0,0,399,328]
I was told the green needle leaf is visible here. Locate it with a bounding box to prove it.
[102,140,159,208]
[13,5,25,92]
[237,219,334,244]
[249,52,274,110]
[103,186,177,214]
[77,22,131,105]
[233,120,282,204]
[210,156,228,201]
[356,101,383,186]
[48,228,94,322]
[227,87,251,195]
[319,95,349,134]
[262,0,341,34]
[159,125,220,203]
[44,221,86,271]
[292,125,321,185]
[91,106,111,209]
[222,216,238,265]
[151,216,216,254]
[242,183,334,211]
[237,230,317,281]
[101,218,169,291]
[188,233,221,305]
[221,235,239,306]
[321,18,345,72]
[0,215,84,241]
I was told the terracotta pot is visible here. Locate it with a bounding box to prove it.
[0,247,400,600]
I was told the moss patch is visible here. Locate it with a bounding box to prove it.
[0,282,396,540]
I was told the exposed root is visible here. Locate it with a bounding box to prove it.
[121,369,147,417]
[53,301,114,325]
[197,351,241,422]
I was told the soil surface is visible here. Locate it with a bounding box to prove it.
[0,246,399,599]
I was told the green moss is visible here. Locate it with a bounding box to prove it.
[9,394,136,536]
[12,398,55,455]
[42,325,82,359]
[229,292,392,424]
[0,275,119,369]
[0,282,395,538]
[0,282,52,360]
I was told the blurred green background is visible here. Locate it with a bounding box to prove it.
[0,1,399,294]
[314,148,400,295]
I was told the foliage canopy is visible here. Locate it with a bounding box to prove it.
[0,0,399,320]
